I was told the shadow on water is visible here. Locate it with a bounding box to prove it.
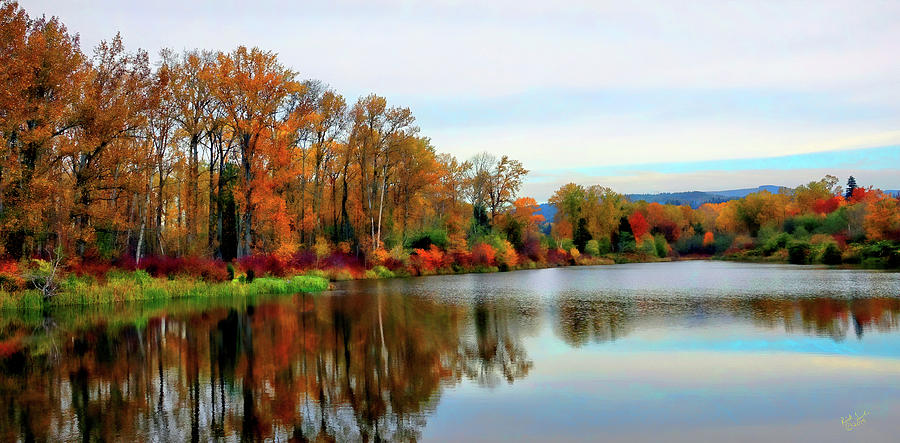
[0,264,899,441]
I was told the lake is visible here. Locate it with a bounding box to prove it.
[1,261,899,442]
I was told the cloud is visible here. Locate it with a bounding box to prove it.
[23,0,900,99]
[20,0,900,196]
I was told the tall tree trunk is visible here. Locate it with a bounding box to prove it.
[339,168,351,243]
[240,133,253,257]
[216,149,226,259]
[207,138,217,252]
[156,163,165,256]
[375,164,388,251]
[187,133,200,250]
[136,183,150,264]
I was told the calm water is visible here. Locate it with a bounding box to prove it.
[1,261,899,442]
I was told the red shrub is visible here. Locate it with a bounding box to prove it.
[114,255,229,281]
[832,233,848,249]
[67,259,113,278]
[288,250,317,269]
[0,261,18,274]
[450,250,473,269]
[470,243,497,267]
[545,247,570,266]
[115,255,138,271]
[138,256,182,278]
[181,257,230,282]
[237,254,288,277]
[322,252,364,271]
[521,234,545,262]
[412,245,447,273]
[0,261,24,291]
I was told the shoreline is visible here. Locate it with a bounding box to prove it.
[0,274,329,310]
[3,254,897,311]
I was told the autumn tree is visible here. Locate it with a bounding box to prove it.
[66,34,152,257]
[164,49,216,253]
[0,2,85,256]
[486,155,528,223]
[212,46,298,257]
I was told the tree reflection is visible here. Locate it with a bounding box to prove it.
[554,297,635,346]
[456,300,536,386]
[0,292,535,441]
[744,297,900,341]
[0,292,898,441]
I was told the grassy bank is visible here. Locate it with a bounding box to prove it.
[0,271,329,310]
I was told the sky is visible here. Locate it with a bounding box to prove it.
[20,0,900,200]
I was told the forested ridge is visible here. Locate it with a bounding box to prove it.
[1,1,899,302]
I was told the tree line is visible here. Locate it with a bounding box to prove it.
[0,1,527,263]
[2,1,898,276]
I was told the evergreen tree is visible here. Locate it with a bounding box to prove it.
[845,176,857,199]
[573,217,591,252]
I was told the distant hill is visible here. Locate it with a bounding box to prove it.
[707,185,786,198]
[626,185,789,208]
[536,202,557,224]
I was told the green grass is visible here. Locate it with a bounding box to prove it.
[0,273,329,310]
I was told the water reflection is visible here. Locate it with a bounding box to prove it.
[0,274,899,441]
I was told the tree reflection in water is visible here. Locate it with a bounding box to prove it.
[0,292,536,441]
[0,292,898,441]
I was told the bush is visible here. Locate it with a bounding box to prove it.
[405,227,450,250]
[712,233,734,255]
[821,208,849,234]
[0,273,23,292]
[470,243,497,267]
[822,243,842,265]
[617,232,636,253]
[675,234,704,255]
[389,245,410,267]
[654,235,668,258]
[495,240,519,269]
[237,254,287,277]
[762,232,792,255]
[412,245,447,274]
[305,269,327,279]
[0,261,24,291]
[788,241,811,264]
[372,265,394,278]
[786,215,822,235]
[327,268,354,281]
[639,237,657,256]
[859,241,900,268]
[756,225,779,245]
[585,239,600,257]
[597,238,612,255]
